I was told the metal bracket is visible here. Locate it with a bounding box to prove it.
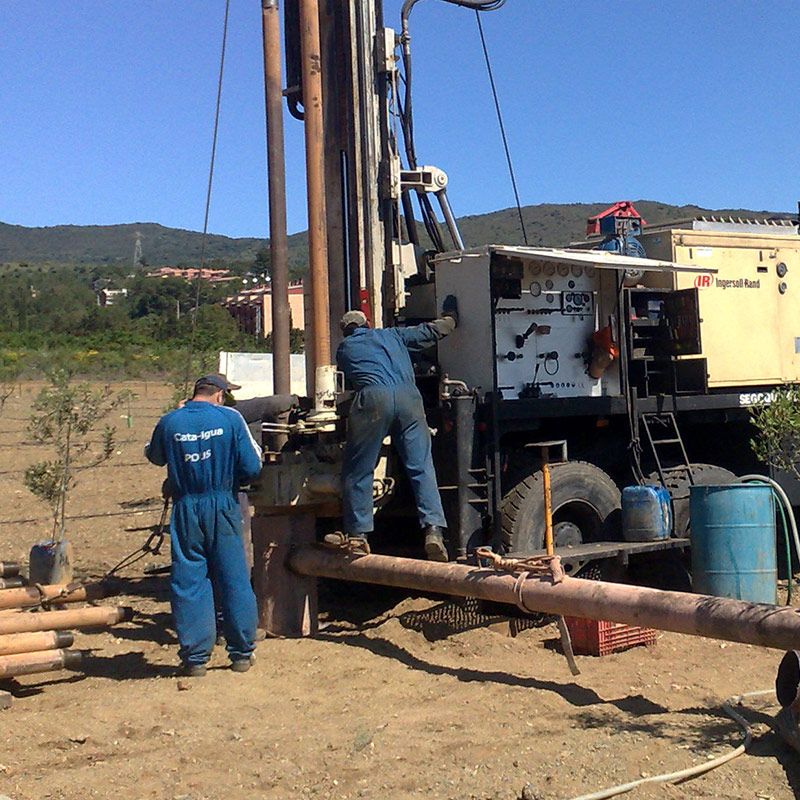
[398,165,464,251]
[400,166,448,193]
[524,439,568,464]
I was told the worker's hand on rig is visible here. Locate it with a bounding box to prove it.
[442,294,459,327]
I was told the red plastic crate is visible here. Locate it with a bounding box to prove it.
[563,616,657,656]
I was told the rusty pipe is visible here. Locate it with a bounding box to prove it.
[0,606,133,636]
[0,648,82,679]
[0,630,74,657]
[0,582,108,611]
[289,547,800,652]
[262,0,291,396]
[299,0,331,378]
[0,561,21,578]
[0,577,24,590]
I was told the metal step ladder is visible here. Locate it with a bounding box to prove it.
[640,412,694,488]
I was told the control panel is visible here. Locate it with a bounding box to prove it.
[494,261,602,400]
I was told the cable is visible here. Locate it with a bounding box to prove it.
[181,0,231,394]
[398,0,506,252]
[474,10,528,245]
[566,689,773,800]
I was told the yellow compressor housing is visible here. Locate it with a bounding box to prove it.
[638,219,800,388]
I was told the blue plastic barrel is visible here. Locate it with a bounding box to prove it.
[690,484,777,604]
[622,485,673,541]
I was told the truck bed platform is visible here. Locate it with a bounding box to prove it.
[510,537,690,573]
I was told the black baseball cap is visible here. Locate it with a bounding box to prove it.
[194,373,242,393]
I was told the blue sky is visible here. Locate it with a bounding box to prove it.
[2,1,799,239]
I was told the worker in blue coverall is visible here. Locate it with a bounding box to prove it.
[324,297,459,561]
[146,373,262,677]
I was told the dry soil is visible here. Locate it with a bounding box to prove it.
[0,381,798,800]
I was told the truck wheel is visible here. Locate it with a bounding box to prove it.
[501,461,621,554]
[647,463,737,537]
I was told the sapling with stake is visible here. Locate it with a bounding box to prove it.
[23,371,131,581]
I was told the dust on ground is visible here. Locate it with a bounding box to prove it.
[0,381,798,800]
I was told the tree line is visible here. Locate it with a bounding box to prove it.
[0,262,292,377]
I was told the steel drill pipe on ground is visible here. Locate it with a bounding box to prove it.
[0,648,82,679]
[0,630,74,657]
[0,578,25,590]
[288,547,800,652]
[0,582,108,611]
[0,561,21,578]
[0,606,133,636]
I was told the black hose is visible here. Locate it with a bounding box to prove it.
[398,0,506,252]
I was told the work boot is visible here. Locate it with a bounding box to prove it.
[231,657,253,673]
[322,531,370,555]
[322,531,348,549]
[347,536,370,555]
[181,663,207,678]
[423,526,448,562]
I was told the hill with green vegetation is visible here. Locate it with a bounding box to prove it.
[0,199,791,381]
[1,200,790,273]
[0,221,265,268]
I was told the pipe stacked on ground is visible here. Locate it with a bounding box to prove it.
[0,579,133,696]
[0,606,133,636]
[0,582,107,611]
[0,562,21,578]
[0,630,74,656]
[0,649,82,679]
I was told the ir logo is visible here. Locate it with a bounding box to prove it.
[694,275,713,288]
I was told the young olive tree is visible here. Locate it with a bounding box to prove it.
[24,371,130,541]
[750,387,800,480]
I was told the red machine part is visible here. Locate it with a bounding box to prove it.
[586,201,647,236]
[359,287,373,327]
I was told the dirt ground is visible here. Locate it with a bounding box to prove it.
[0,380,799,800]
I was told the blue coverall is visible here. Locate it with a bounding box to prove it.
[146,402,262,666]
[336,322,452,535]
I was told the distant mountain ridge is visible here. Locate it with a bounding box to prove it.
[0,200,790,271]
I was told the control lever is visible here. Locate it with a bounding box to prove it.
[515,322,552,349]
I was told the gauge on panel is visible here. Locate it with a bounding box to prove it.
[543,263,556,276]
[530,264,542,276]
[571,265,583,277]
[545,279,554,290]
[529,281,542,297]
[557,264,570,277]
[586,266,596,278]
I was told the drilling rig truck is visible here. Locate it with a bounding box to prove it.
[253,0,800,581]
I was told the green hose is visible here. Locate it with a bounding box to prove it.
[741,477,794,606]
[776,494,793,605]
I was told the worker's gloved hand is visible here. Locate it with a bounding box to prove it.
[442,294,459,327]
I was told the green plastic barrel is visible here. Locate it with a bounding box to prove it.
[690,484,777,604]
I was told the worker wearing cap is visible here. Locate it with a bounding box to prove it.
[146,373,262,677]
[327,298,459,560]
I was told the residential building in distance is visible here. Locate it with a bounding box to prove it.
[146,266,237,283]
[96,288,128,307]
[224,280,305,337]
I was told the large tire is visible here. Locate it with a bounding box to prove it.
[647,463,737,537]
[501,461,621,553]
